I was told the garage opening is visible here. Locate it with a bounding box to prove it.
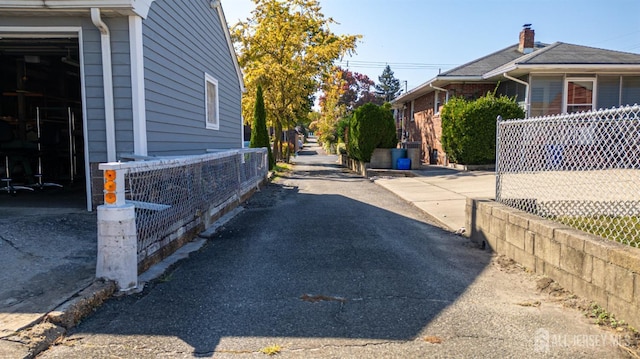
[0,36,85,210]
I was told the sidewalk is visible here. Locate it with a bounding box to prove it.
[370,166,496,232]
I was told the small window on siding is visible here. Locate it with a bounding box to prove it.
[205,73,219,130]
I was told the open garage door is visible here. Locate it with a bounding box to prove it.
[0,35,86,210]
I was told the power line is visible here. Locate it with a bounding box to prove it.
[586,30,640,49]
[336,60,459,70]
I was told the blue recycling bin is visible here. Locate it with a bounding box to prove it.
[390,148,407,170]
[397,158,411,170]
[545,144,563,169]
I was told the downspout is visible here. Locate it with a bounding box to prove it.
[503,73,529,117]
[91,8,117,162]
[429,84,450,103]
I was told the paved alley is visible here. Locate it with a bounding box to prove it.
[37,141,626,358]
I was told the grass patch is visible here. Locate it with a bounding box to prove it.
[270,163,293,180]
[158,271,174,283]
[274,163,292,173]
[587,303,629,329]
[555,215,640,247]
[259,344,282,356]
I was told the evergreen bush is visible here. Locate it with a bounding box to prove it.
[347,103,398,162]
[250,84,275,169]
[441,92,525,165]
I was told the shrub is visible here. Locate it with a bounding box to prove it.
[441,92,525,165]
[347,103,398,162]
[249,84,275,169]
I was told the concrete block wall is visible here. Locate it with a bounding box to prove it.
[339,154,368,177]
[467,198,640,329]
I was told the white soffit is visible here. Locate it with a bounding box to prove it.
[0,0,155,18]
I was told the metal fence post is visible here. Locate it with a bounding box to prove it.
[495,115,503,202]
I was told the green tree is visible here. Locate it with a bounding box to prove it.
[441,92,525,165]
[250,84,274,169]
[231,0,360,163]
[375,65,402,102]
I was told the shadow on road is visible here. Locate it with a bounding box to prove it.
[63,163,490,356]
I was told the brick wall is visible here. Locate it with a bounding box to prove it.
[400,83,496,165]
[467,198,640,329]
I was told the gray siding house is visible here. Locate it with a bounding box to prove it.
[0,0,244,209]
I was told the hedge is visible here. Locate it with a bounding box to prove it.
[347,103,398,162]
[441,93,525,165]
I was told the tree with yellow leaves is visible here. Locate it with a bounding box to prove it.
[317,66,347,152]
[231,0,360,162]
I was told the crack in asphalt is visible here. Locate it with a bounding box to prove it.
[0,234,37,258]
[285,340,412,352]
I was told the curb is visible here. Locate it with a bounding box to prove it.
[0,279,116,359]
[0,201,248,358]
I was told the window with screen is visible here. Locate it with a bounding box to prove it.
[530,76,563,117]
[205,73,219,130]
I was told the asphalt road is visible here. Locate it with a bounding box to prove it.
[38,142,626,358]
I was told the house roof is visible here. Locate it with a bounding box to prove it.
[484,42,640,79]
[393,40,640,106]
[441,43,546,77]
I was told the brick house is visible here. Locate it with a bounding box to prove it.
[391,26,640,165]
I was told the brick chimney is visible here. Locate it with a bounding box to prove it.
[518,24,535,54]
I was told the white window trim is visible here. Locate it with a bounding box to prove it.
[563,77,597,114]
[205,73,220,130]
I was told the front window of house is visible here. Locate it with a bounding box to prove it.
[598,75,640,109]
[530,75,563,117]
[530,75,640,117]
[565,78,595,113]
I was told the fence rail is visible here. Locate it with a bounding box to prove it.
[100,148,268,266]
[496,105,640,247]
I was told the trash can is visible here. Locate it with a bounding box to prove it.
[390,148,407,170]
[407,148,421,169]
[545,144,563,169]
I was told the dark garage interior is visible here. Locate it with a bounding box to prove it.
[0,37,86,209]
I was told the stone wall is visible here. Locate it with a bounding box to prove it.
[467,198,640,329]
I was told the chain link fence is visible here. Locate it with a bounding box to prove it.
[121,149,268,264]
[496,105,640,247]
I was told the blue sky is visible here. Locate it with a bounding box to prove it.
[222,0,640,91]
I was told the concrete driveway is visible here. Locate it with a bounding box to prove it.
[374,168,495,232]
